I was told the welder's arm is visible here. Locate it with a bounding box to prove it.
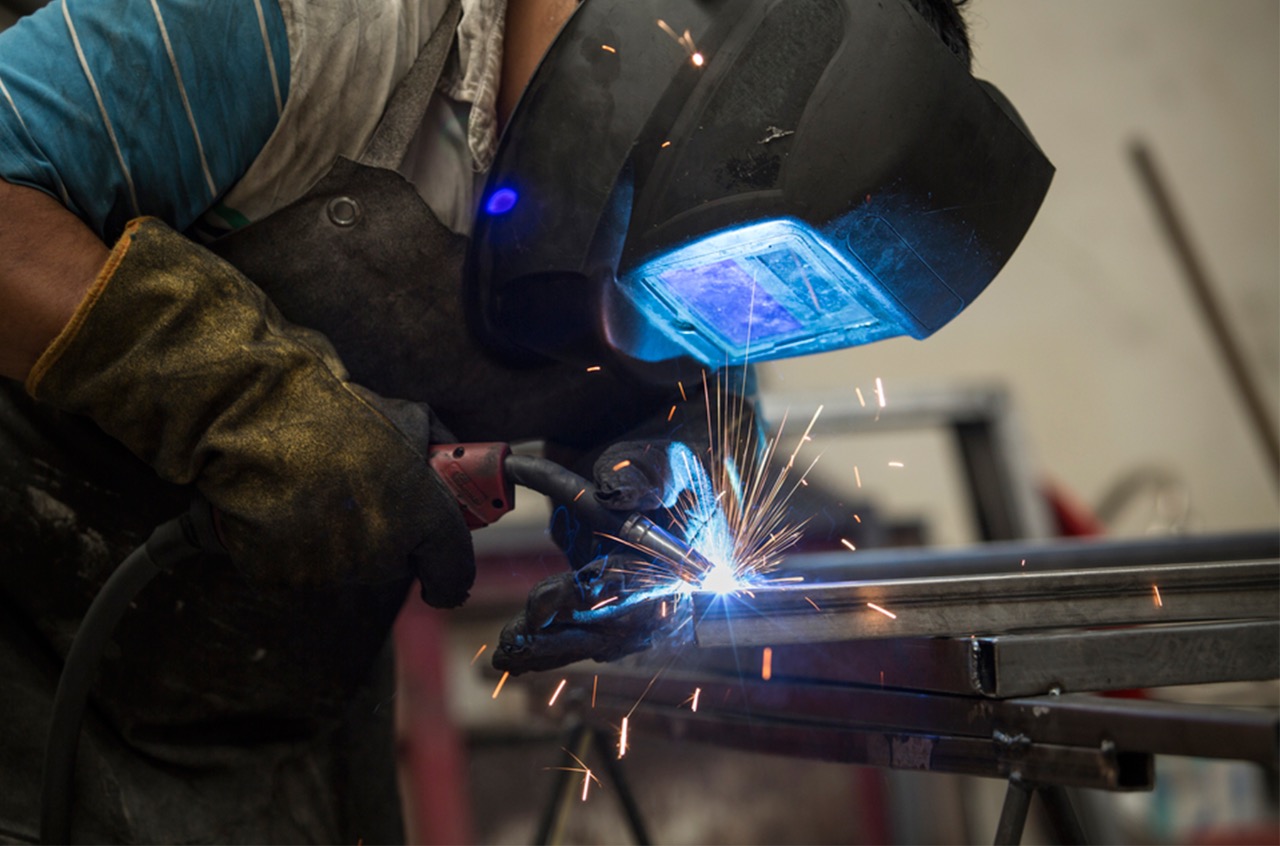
[0,180,108,381]
[2,183,474,604]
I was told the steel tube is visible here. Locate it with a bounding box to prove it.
[694,559,1278,647]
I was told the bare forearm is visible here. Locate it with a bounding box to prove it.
[0,179,109,381]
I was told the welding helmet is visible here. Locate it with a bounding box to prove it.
[466,0,1053,374]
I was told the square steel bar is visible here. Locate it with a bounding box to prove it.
[693,560,1279,647]
[676,620,1279,697]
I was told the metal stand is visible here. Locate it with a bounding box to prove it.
[994,777,1035,845]
[993,779,1087,845]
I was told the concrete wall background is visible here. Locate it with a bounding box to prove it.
[760,0,1279,543]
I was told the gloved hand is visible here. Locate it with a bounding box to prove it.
[549,389,763,568]
[492,556,662,674]
[25,217,474,607]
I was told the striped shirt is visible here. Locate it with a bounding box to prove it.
[0,0,503,243]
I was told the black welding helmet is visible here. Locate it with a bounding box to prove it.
[466,0,1053,373]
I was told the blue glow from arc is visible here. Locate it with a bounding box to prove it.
[663,442,741,594]
[485,187,518,215]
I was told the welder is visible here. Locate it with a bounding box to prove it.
[0,0,1050,842]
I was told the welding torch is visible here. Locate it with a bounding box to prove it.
[427,442,713,573]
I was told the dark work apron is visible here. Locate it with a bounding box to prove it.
[0,3,672,842]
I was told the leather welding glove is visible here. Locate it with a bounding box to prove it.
[25,217,474,607]
[493,555,661,674]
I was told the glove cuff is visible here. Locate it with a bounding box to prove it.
[25,217,145,397]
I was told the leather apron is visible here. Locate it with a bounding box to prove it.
[0,4,672,841]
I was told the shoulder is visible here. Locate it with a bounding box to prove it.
[206,0,453,232]
[0,0,292,240]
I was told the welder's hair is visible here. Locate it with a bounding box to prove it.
[905,0,972,69]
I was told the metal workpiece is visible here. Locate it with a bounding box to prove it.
[765,530,1279,582]
[965,620,1280,697]
[693,557,1279,647]
[681,620,1279,698]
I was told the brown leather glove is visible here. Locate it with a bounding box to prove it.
[26,217,474,607]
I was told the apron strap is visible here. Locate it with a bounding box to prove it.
[359,0,464,170]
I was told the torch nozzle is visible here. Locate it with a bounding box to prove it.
[617,512,716,574]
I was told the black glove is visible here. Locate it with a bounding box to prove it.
[492,556,662,674]
[549,388,762,569]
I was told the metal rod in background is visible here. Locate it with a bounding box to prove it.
[590,727,652,845]
[1129,139,1280,487]
[993,777,1035,846]
[535,721,594,846]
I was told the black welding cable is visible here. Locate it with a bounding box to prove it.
[40,502,220,845]
[503,453,626,537]
[502,454,711,573]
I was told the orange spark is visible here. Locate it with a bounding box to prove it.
[549,750,601,802]
[692,687,701,712]
[491,671,510,699]
[1153,585,1163,607]
[618,716,630,758]
[592,675,598,708]
[661,140,672,148]
[761,647,773,681]
[668,404,677,421]
[470,644,488,665]
[548,678,568,707]
[612,459,632,471]
[875,377,887,408]
[888,461,905,468]
[855,387,867,407]
[657,19,703,67]
[573,488,586,502]
[853,514,862,523]
[591,595,620,611]
[840,538,857,552]
[677,380,687,401]
[854,465,862,488]
[586,365,602,372]
[867,602,896,620]
[601,44,616,53]
[804,596,821,611]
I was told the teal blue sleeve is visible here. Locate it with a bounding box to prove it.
[0,0,290,241]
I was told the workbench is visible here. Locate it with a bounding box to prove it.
[519,531,1279,845]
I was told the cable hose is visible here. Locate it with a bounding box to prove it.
[40,502,220,845]
[503,454,626,539]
